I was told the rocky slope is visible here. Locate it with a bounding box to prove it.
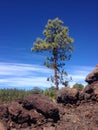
[0,65,98,130]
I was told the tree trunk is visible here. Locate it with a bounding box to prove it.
[53,48,59,91]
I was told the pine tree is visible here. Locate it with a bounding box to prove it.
[31,18,74,90]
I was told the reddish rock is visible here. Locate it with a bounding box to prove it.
[1,63,98,130]
[83,64,98,102]
[57,87,79,104]
[57,65,98,105]
[83,81,98,101]
[0,94,60,129]
[17,110,30,124]
[78,91,85,101]
[28,109,42,123]
[0,104,8,119]
[85,64,98,84]
[8,101,22,116]
[0,122,6,130]
[17,109,41,125]
[18,94,60,122]
[0,92,98,130]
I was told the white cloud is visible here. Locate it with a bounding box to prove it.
[0,62,52,89]
[0,62,51,76]
[0,62,94,89]
[0,77,49,89]
[67,65,94,87]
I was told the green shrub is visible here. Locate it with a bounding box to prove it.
[43,86,56,99]
[0,88,31,103]
[73,83,84,91]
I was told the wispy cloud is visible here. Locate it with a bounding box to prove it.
[0,62,51,76]
[0,62,94,89]
[67,65,94,86]
[0,62,52,89]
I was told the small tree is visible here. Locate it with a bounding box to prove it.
[31,87,42,94]
[31,18,74,90]
[43,86,56,99]
[73,83,84,91]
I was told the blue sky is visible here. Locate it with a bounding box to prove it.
[0,0,98,89]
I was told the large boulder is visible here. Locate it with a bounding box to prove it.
[8,101,23,117]
[0,94,60,129]
[84,64,98,101]
[0,104,8,119]
[18,94,60,122]
[0,101,41,129]
[83,81,98,101]
[85,64,98,84]
[57,87,79,104]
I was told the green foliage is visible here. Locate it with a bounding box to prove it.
[0,88,28,102]
[42,86,56,99]
[62,76,72,87]
[31,18,74,90]
[0,87,56,102]
[62,81,69,87]
[0,87,57,102]
[31,87,42,94]
[32,18,73,53]
[0,87,43,103]
[73,83,84,91]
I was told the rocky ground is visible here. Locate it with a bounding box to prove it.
[0,65,98,130]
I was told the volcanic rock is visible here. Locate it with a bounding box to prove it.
[18,94,60,122]
[57,87,79,104]
[0,104,8,119]
[0,94,60,129]
[0,122,6,130]
[8,102,23,116]
[0,64,98,129]
[57,65,98,105]
[85,64,98,84]
[83,81,98,101]
[84,64,98,101]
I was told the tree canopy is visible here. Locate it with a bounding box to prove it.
[31,18,74,90]
[73,83,84,91]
